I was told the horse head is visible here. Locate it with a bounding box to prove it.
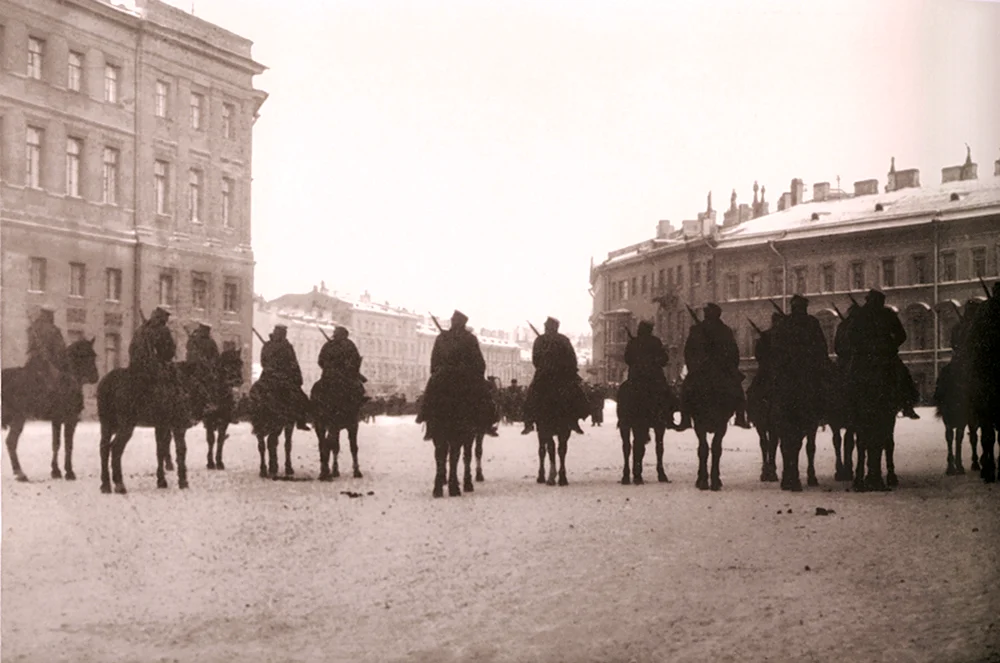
[67,337,100,385]
[218,349,245,388]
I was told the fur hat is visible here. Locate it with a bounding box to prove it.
[790,294,809,310]
[637,320,654,335]
[451,310,469,328]
[544,317,559,330]
[865,289,886,307]
[703,303,722,319]
[334,326,349,339]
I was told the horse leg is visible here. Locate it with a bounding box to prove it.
[63,420,77,480]
[156,428,170,489]
[111,425,134,494]
[951,425,964,474]
[695,428,709,490]
[474,432,484,482]
[847,429,862,491]
[632,427,647,485]
[257,434,268,478]
[546,435,558,486]
[980,425,996,484]
[433,436,447,498]
[164,433,175,472]
[886,430,898,488]
[806,428,818,487]
[864,427,887,492]
[331,427,342,478]
[5,418,28,482]
[51,421,63,479]
[350,423,362,478]
[215,424,228,470]
[945,426,957,475]
[317,425,332,481]
[174,428,189,489]
[206,425,216,470]
[655,425,669,483]
[710,427,725,491]
[284,426,294,476]
[99,421,113,493]
[758,430,770,482]
[462,436,474,493]
[536,433,546,484]
[969,425,980,472]
[780,431,803,492]
[268,432,280,478]
[448,438,462,496]
[620,424,632,485]
[557,431,569,486]
[768,427,781,481]
[833,427,848,480]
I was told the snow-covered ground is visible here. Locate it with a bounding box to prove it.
[2,405,998,662]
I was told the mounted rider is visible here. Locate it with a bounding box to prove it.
[845,289,920,419]
[259,325,311,430]
[676,302,751,431]
[26,306,69,396]
[622,319,672,423]
[185,321,223,414]
[317,325,368,407]
[950,298,983,368]
[417,310,498,439]
[520,317,590,436]
[770,294,831,420]
[128,307,194,423]
[746,311,783,423]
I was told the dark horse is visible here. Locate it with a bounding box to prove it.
[199,349,245,470]
[746,372,779,482]
[247,380,303,479]
[616,379,677,485]
[848,357,899,491]
[824,362,859,482]
[686,373,739,491]
[97,362,205,494]
[967,299,999,483]
[310,374,367,481]
[2,339,99,482]
[469,381,502,483]
[933,360,982,475]
[771,364,827,492]
[534,379,580,486]
[425,373,479,497]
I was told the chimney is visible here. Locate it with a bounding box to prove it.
[854,179,879,196]
[790,178,805,206]
[656,220,673,238]
[813,182,830,202]
[777,191,792,211]
[894,168,920,190]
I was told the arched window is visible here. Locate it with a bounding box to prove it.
[934,300,961,350]
[904,302,932,351]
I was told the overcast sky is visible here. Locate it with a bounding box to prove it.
[174,0,1000,334]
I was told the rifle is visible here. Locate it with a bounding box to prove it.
[623,325,634,340]
[979,275,992,300]
[948,300,965,321]
[429,314,443,332]
[251,327,266,344]
[685,304,700,323]
[527,321,541,337]
[848,293,861,308]
[139,308,147,324]
[831,303,845,321]
[747,318,762,335]
[316,324,331,342]
[768,299,786,317]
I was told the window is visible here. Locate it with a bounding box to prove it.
[104,64,119,103]
[28,37,43,80]
[641,274,648,294]
[676,266,683,288]
[618,281,624,300]
[912,255,928,284]
[159,272,174,307]
[222,103,234,139]
[630,277,637,298]
[221,178,233,227]
[102,147,119,204]
[105,333,121,372]
[909,312,930,351]
[693,263,701,286]
[105,268,122,301]
[706,259,714,283]
[972,247,987,278]
[188,169,202,222]
[191,272,208,309]
[29,257,47,292]
[154,160,169,214]
[771,268,783,296]
[26,126,42,188]
[793,266,807,294]
[820,264,835,293]
[658,269,665,288]
[850,261,865,290]
[223,280,239,312]
[65,138,82,197]
[941,252,957,282]
[155,80,169,118]
[68,51,83,91]
[190,93,203,130]
[748,272,762,298]
[69,262,86,297]
[726,273,739,300]
[881,258,896,288]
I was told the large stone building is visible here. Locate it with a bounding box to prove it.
[0,0,266,411]
[590,152,1000,403]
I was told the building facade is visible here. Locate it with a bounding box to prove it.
[591,153,1000,403]
[0,0,267,413]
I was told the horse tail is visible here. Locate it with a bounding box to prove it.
[96,369,121,429]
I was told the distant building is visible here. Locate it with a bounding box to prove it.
[590,152,1000,402]
[1,0,267,412]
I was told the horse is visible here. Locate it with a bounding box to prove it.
[746,372,779,482]
[685,372,739,491]
[247,378,303,479]
[96,362,204,494]
[310,373,367,481]
[933,360,981,475]
[824,362,858,482]
[848,357,899,491]
[198,349,245,470]
[967,297,1000,483]
[615,379,677,485]
[424,373,479,497]
[2,339,99,482]
[533,378,580,487]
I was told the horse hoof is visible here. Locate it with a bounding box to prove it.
[216,462,225,471]
[955,464,965,475]
[463,481,474,493]
[546,477,557,486]
[285,467,294,477]
[537,474,546,484]
[621,475,631,485]
[319,472,332,482]
[113,483,127,495]
[157,478,168,489]
[558,475,568,487]
[259,468,268,478]
[433,486,444,498]
[449,484,462,497]
[807,476,819,488]
[710,480,722,492]
[971,461,981,472]
[65,470,76,481]
[658,472,669,483]
[51,469,62,479]
[887,472,899,488]
[790,480,803,492]
[633,475,644,485]
[333,468,341,478]
[475,470,484,483]
[695,477,709,491]
[179,479,189,490]
[760,471,769,482]
[100,482,112,494]
[207,461,216,470]
[353,469,363,479]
